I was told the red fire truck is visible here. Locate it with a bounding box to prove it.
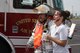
[0,0,63,53]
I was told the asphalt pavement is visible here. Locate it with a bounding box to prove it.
[68,19,80,53]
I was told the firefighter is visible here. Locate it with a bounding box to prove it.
[33,4,52,53]
[24,3,54,53]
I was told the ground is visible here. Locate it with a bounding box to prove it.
[68,19,80,53]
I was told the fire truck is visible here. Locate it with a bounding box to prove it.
[0,0,63,53]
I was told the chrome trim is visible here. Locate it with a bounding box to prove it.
[8,36,30,39]
[4,12,7,32]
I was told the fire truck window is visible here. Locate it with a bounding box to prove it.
[13,0,47,9]
[53,0,64,10]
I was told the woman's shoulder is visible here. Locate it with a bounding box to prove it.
[60,24,68,30]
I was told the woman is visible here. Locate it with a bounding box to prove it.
[46,8,70,53]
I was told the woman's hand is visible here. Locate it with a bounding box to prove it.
[46,35,67,47]
[46,34,52,40]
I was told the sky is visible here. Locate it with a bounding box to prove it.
[62,0,80,16]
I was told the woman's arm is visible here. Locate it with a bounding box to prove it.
[47,35,67,47]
